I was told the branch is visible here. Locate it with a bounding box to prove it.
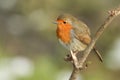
[78,5,120,69]
[69,66,79,80]
[69,5,120,80]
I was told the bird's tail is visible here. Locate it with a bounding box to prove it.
[93,46,103,62]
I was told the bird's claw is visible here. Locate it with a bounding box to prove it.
[65,50,89,70]
[70,50,81,69]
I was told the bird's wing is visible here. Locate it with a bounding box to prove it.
[72,20,91,45]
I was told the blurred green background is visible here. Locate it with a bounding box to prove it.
[0,0,120,80]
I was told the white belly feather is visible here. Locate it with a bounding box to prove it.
[59,38,87,52]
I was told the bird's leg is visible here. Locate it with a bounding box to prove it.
[64,50,78,62]
[70,50,80,69]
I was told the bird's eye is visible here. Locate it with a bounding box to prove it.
[63,21,67,24]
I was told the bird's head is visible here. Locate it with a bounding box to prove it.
[57,13,76,25]
[56,14,77,30]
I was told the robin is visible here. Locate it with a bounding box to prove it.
[55,14,103,67]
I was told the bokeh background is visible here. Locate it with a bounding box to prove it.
[0,0,120,80]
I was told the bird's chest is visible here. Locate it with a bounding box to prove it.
[56,25,72,44]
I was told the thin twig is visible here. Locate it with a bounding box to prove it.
[69,5,120,80]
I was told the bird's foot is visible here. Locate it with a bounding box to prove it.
[65,50,90,70]
[70,50,81,69]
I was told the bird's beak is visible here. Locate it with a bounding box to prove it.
[53,21,58,24]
